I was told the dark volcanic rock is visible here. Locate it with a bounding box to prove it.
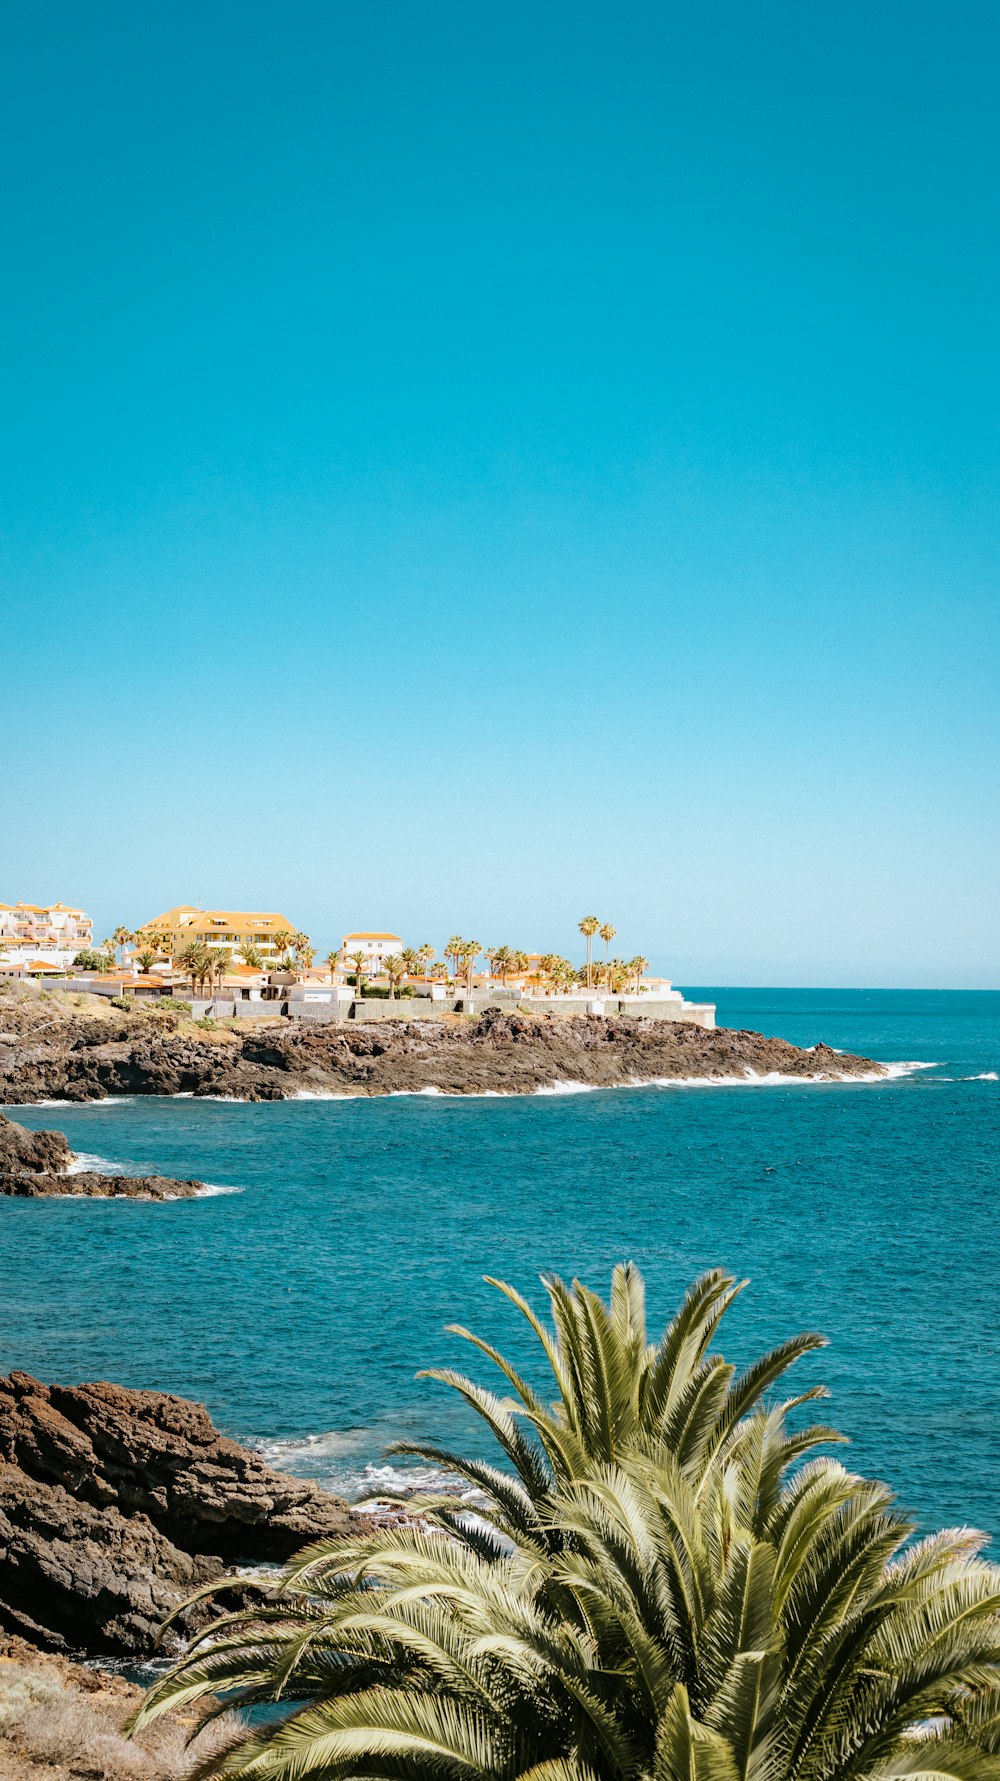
[0,1464,224,1655]
[0,1372,355,1655]
[0,1110,204,1199]
[0,1373,353,1560]
[0,1111,71,1174]
[0,998,887,1103]
[0,1172,204,1199]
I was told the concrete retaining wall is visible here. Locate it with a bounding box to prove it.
[284,994,715,1029]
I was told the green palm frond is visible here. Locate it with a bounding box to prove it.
[131,1266,1000,1781]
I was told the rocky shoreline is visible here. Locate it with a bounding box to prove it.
[0,987,887,1104]
[0,1370,355,1657]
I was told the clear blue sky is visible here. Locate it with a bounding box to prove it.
[3,1,997,985]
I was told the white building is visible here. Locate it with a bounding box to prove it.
[0,901,94,969]
[340,931,404,972]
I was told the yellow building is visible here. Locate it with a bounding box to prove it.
[136,906,298,959]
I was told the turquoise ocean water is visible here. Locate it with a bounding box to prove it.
[3,989,998,1539]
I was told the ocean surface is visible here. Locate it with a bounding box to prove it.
[3,988,998,1539]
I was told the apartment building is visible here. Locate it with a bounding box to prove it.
[136,906,299,958]
[0,901,94,967]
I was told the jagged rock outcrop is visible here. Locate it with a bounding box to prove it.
[0,1111,71,1175]
[0,1110,205,1198]
[0,1372,355,1655]
[0,1466,223,1654]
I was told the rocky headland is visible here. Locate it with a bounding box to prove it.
[0,985,886,1103]
[0,1370,354,1657]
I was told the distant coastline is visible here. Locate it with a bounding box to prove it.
[0,982,886,1109]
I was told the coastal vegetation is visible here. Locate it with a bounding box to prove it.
[133,1266,1000,1781]
[76,910,658,1002]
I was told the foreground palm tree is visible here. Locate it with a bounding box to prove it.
[131,1266,1000,1781]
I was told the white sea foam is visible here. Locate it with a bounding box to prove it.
[65,1152,114,1174]
[6,1095,136,1109]
[194,1182,244,1197]
[880,1060,939,1079]
[534,1079,600,1096]
[965,1071,998,1081]
[260,1433,477,1505]
[291,1088,360,1100]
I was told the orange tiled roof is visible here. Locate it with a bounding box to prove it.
[138,906,296,934]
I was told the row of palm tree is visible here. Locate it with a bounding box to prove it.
[99,924,318,981]
[132,1262,1000,1781]
[98,920,653,999]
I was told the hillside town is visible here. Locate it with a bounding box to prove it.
[0,899,715,1027]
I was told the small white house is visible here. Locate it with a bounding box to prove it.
[340,932,404,972]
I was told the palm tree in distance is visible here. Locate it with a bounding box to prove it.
[461,940,480,995]
[578,913,599,987]
[490,945,513,985]
[133,1264,1000,1781]
[538,951,558,991]
[292,930,310,962]
[382,954,405,1000]
[236,942,263,969]
[347,948,367,995]
[270,929,293,963]
[177,941,212,997]
[112,925,134,967]
[417,943,436,977]
[445,934,465,985]
[144,928,172,967]
[325,949,339,985]
[630,952,650,993]
[607,955,629,994]
[599,919,616,982]
[212,948,232,998]
[400,946,419,979]
[134,948,156,975]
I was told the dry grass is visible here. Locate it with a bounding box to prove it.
[0,1646,240,1780]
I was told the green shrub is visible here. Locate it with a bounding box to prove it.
[110,995,134,1012]
[194,1016,217,1030]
